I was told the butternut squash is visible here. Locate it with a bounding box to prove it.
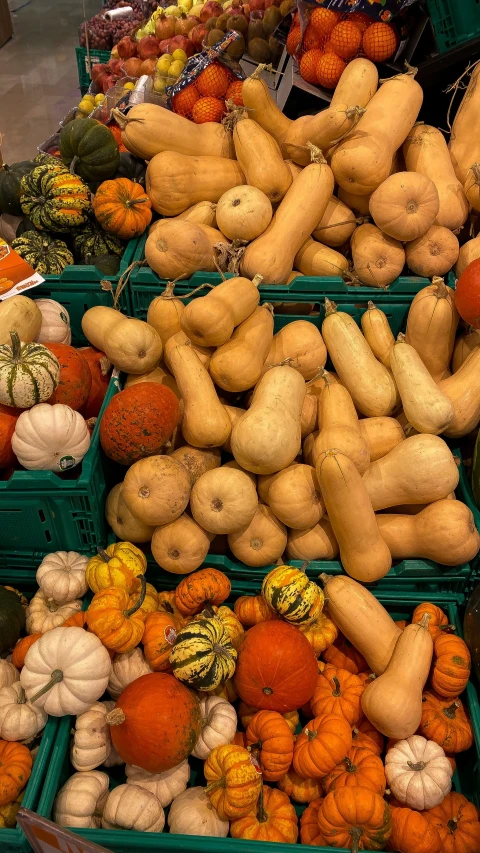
[222,405,245,454]
[362,434,460,510]
[314,372,370,473]
[196,223,230,254]
[190,466,258,535]
[294,238,349,278]
[358,417,405,462]
[169,445,221,485]
[403,124,469,230]
[303,431,319,468]
[261,320,327,380]
[215,186,272,242]
[285,160,302,180]
[452,328,480,372]
[181,275,261,347]
[241,149,334,285]
[449,63,480,211]
[114,103,235,160]
[164,335,231,448]
[405,278,459,382]
[390,336,455,434]
[301,393,318,439]
[146,152,245,216]
[151,512,214,574]
[331,72,423,195]
[163,330,213,368]
[241,70,292,148]
[456,233,480,278]
[176,200,218,227]
[231,365,305,474]
[307,371,340,408]
[360,302,395,368]
[233,117,292,203]
[438,346,480,437]
[145,220,216,281]
[322,299,399,417]
[316,449,392,582]
[338,187,371,216]
[286,519,339,561]
[361,616,433,738]
[147,284,185,345]
[282,104,365,167]
[369,171,440,242]
[319,574,402,675]
[209,304,274,392]
[351,223,405,289]
[377,499,480,565]
[228,503,287,566]
[125,365,180,399]
[331,58,379,109]
[405,225,460,278]
[80,305,122,352]
[312,196,357,248]
[262,463,324,529]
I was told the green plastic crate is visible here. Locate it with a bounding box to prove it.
[36,591,480,853]
[76,46,111,93]
[427,0,480,53]
[0,374,119,557]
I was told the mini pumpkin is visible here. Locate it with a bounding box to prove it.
[317,787,392,852]
[20,165,91,232]
[300,796,326,845]
[300,610,338,656]
[0,682,47,741]
[323,744,386,796]
[278,767,323,803]
[86,542,147,594]
[44,344,91,411]
[86,576,148,653]
[203,743,262,821]
[0,332,60,409]
[71,701,115,772]
[246,710,294,781]
[25,591,82,634]
[12,635,40,670]
[234,595,278,626]
[54,770,109,828]
[168,786,229,837]
[310,664,364,726]
[261,564,324,626]
[0,662,19,690]
[352,717,384,756]
[142,610,177,671]
[293,713,352,779]
[36,550,88,605]
[126,760,190,807]
[323,635,368,674]
[93,178,152,239]
[239,702,298,734]
[230,783,298,844]
[423,792,480,853]
[413,602,454,640]
[390,807,442,853]
[107,648,153,700]
[431,634,471,698]
[0,741,32,807]
[170,614,237,691]
[101,783,165,832]
[174,568,231,618]
[420,691,473,753]
[192,695,237,759]
[12,403,90,472]
[385,735,453,810]
[214,605,245,650]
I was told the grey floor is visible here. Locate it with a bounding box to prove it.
[0,0,101,164]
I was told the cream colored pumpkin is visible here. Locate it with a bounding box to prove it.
[385,735,452,810]
[405,225,459,277]
[0,660,19,689]
[34,299,72,345]
[108,648,153,700]
[0,682,47,741]
[102,784,165,832]
[192,696,237,760]
[26,591,82,634]
[54,770,110,828]
[122,455,192,527]
[216,186,273,241]
[286,520,339,561]
[190,467,258,535]
[12,404,90,473]
[71,701,116,772]
[126,760,190,806]
[168,786,229,837]
[105,483,156,544]
[151,513,213,575]
[228,503,287,567]
[351,224,405,289]
[21,626,111,716]
[36,551,88,606]
[369,172,439,241]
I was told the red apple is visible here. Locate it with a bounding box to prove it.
[200,0,223,22]
[137,35,160,61]
[116,36,137,59]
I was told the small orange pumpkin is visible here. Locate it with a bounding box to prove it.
[278,767,323,803]
[231,731,247,747]
[230,784,298,843]
[431,634,471,698]
[423,792,480,853]
[317,787,392,852]
[175,568,231,618]
[157,590,188,628]
[300,797,326,845]
[142,610,177,671]
[128,580,158,617]
[310,664,364,726]
[246,710,294,782]
[63,612,87,628]
[0,741,33,807]
[234,595,278,627]
[204,743,262,821]
[293,713,352,779]
[390,807,442,853]
[413,603,454,640]
[420,691,473,753]
[45,344,92,411]
[323,635,368,674]
[12,634,41,669]
[322,744,386,796]
[239,702,298,734]
[300,611,338,656]
[351,717,384,756]
[93,177,152,239]
[86,576,148,653]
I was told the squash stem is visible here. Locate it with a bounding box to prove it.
[442,701,460,719]
[106,708,126,727]
[97,547,110,563]
[344,757,356,773]
[304,727,317,742]
[126,197,149,207]
[124,575,146,617]
[331,676,342,698]
[447,818,458,832]
[407,760,426,771]
[204,778,226,795]
[418,613,431,630]
[256,781,268,824]
[349,826,363,853]
[324,298,337,317]
[9,331,21,361]
[29,668,63,704]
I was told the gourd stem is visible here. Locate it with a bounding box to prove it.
[443,701,460,718]
[112,108,129,130]
[248,742,263,752]
[431,277,449,299]
[126,196,149,208]
[447,818,458,832]
[69,155,79,175]
[407,760,426,771]
[349,826,363,853]
[212,643,235,663]
[306,142,326,165]
[343,757,356,773]
[252,274,263,288]
[106,708,126,726]
[418,613,431,630]
[396,332,406,343]
[331,676,342,698]
[324,298,337,317]
[97,547,110,563]
[124,575,146,617]
[256,781,268,824]
[9,331,21,361]
[204,778,225,795]
[304,727,317,741]
[299,561,310,573]
[29,669,63,704]
[318,573,330,587]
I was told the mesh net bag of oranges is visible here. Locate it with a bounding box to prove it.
[168,30,244,123]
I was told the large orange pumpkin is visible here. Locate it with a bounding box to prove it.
[390,807,442,853]
[93,177,152,239]
[45,344,92,411]
[106,672,201,773]
[78,347,112,419]
[423,792,480,853]
[99,382,181,465]
[234,621,318,713]
[0,405,21,469]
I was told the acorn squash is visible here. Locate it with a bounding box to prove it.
[20,165,91,232]
[0,159,35,216]
[11,231,74,275]
[59,118,120,182]
[0,586,26,653]
[73,220,125,262]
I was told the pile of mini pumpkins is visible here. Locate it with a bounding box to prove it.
[7,544,475,851]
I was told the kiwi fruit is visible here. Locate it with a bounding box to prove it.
[227,31,246,57]
[227,13,248,34]
[280,0,294,17]
[248,18,265,42]
[269,34,282,62]
[263,6,282,36]
[247,37,272,63]
[207,27,226,45]
[216,12,230,31]
[205,16,219,30]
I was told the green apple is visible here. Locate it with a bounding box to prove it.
[169,60,185,77]
[156,56,172,75]
[172,48,188,62]
[153,77,167,94]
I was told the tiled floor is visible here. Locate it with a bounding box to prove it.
[0,0,101,164]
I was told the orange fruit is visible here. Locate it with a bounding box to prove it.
[192,95,226,124]
[330,20,362,60]
[323,40,336,54]
[299,49,323,85]
[347,11,373,34]
[309,7,340,42]
[196,62,230,98]
[302,24,322,52]
[225,80,243,106]
[286,24,302,56]
[362,22,397,62]
[316,52,346,89]
[171,84,199,118]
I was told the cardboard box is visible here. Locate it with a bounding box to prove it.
[0,0,13,49]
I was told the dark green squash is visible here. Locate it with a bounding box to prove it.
[115,152,146,187]
[0,586,26,653]
[90,253,121,275]
[11,230,74,275]
[73,220,125,262]
[0,160,36,216]
[59,118,120,182]
[20,165,91,232]
[15,216,37,237]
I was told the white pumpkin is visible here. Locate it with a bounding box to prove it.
[34,299,72,345]
[101,784,165,832]
[0,681,47,741]
[54,770,110,828]
[21,626,111,716]
[103,743,124,768]
[125,760,189,806]
[25,590,82,634]
[107,648,153,700]
[36,551,88,605]
[71,701,115,772]
[385,735,453,810]
[12,403,90,472]
[0,660,20,689]
[168,786,229,837]
[192,695,237,759]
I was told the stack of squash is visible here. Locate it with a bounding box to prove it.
[96,276,480,580]
[116,59,480,287]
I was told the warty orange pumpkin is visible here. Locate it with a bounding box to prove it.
[423,792,480,853]
[174,568,231,618]
[278,768,323,804]
[431,634,471,698]
[204,743,262,821]
[310,664,364,726]
[390,807,442,853]
[317,787,392,852]
[293,713,352,778]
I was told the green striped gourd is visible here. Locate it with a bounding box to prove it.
[72,221,124,262]
[11,231,73,275]
[0,331,60,407]
[19,165,91,232]
[261,565,324,626]
[170,615,237,691]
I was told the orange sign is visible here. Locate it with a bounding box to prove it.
[0,239,44,299]
[17,808,113,853]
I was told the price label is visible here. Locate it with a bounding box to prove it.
[17,808,113,853]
